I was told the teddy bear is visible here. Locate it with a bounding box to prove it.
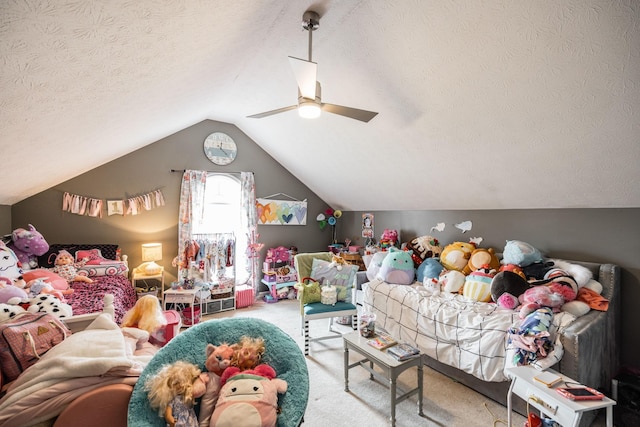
[211,364,288,427]
[439,241,476,272]
[198,343,235,427]
[462,247,500,275]
[50,250,93,283]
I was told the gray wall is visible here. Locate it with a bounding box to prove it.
[340,209,640,372]
[9,120,639,374]
[11,120,332,285]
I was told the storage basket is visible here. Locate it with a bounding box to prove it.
[235,285,254,308]
[181,306,201,326]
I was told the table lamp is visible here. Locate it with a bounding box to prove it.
[141,243,162,275]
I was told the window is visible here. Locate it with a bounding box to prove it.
[192,173,249,284]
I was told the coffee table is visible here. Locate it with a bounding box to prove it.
[343,331,423,426]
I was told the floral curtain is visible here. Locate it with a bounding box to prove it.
[240,172,261,296]
[177,170,207,279]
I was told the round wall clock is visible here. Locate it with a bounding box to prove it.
[203,132,237,165]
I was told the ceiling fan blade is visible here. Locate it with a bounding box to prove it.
[321,103,379,123]
[288,56,317,99]
[247,105,298,119]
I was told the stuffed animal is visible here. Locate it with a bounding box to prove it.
[462,248,500,275]
[462,266,496,302]
[22,269,72,291]
[365,251,388,281]
[416,258,444,283]
[50,250,93,283]
[0,303,26,321]
[329,254,348,271]
[231,336,266,371]
[145,361,210,427]
[375,248,415,285]
[438,269,466,293]
[199,343,235,427]
[0,278,29,305]
[0,241,24,282]
[490,270,531,310]
[7,224,49,270]
[27,293,73,319]
[518,272,579,319]
[406,235,441,267]
[379,229,399,249]
[439,241,476,272]
[211,364,288,427]
[25,278,73,302]
[501,240,543,267]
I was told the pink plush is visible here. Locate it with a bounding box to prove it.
[22,269,70,291]
[198,343,235,427]
[519,286,564,319]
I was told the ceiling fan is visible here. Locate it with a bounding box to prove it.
[248,11,378,123]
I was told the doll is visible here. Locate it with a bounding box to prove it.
[145,361,210,427]
[50,250,93,283]
[121,294,168,345]
[231,336,265,371]
[25,278,73,302]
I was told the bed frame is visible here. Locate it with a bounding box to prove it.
[63,293,115,333]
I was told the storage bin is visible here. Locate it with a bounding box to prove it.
[181,306,201,326]
[236,285,254,308]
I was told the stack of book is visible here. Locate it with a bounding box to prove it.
[387,343,420,361]
[366,330,398,350]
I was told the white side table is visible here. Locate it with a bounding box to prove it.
[131,267,164,299]
[163,286,203,327]
[506,366,615,427]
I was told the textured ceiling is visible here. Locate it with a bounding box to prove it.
[1,0,639,209]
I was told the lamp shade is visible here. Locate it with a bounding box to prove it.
[141,243,162,262]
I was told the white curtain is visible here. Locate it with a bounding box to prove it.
[177,170,207,279]
[240,172,260,297]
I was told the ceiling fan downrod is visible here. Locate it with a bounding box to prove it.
[302,11,319,62]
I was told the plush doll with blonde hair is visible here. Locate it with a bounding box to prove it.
[121,295,167,344]
[145,361,210,427]
[231,336,266,371]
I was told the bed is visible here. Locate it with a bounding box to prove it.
[32,243,138,328]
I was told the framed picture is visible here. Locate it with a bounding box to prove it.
[362,213,374,238]
[107,200,124,216]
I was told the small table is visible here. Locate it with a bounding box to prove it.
[506,366,616,427]
[343,331,423,426]
[131,268,164,299]
[163,286,203,327]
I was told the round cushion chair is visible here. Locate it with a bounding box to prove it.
[128,317,309,427]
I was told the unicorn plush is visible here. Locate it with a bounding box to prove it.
[7,224,49,270]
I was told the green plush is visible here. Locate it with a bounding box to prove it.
[295,279,322,305]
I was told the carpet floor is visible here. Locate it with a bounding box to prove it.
[198,298,605,427]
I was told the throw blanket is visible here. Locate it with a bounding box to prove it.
[0,314,151,427]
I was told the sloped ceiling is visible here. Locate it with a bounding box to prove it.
[1,0,639,209]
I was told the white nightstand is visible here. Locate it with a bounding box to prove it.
[132,267,165,299]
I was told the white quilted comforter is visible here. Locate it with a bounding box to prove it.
[363,279,573,382]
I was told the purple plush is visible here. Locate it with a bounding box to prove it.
[8,224,49,270]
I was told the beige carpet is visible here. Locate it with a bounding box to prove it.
[199,299,604,427]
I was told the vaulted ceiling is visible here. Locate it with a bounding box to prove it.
[2,0,639,209]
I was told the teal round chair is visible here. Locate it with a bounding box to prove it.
[128,317,309,427]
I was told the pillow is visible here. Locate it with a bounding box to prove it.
[75,249,107,265]
[76,262,128,277]
[295,279,322,305]
[309,259,358,303]
[22,269,69,290]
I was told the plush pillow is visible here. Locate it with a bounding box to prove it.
[76,262,128,277]
[309,259,358,303]
[376,248,415,285]
[75,249,107,265]
[365,252,388,281]
[295,279,322,305]
[22,269,69,290]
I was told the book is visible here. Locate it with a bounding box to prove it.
[534,371,563,388]
[387,343,420,361]
[366,330,398,350]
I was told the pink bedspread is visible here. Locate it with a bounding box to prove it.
[67,275,137,324]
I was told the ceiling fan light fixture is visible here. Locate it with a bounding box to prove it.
[298,100,321,119]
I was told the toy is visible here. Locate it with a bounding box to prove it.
[379,229,399,249]
[329,254,348,271]
[145,361,210,427]
[211,364,288,427]
[462,247,500,275]
[0,303,26,321]
[22,269,71,291]
[0,241,24,282]
[0,278,29,305]
[490,270,531,309]
[518,273,579,318]
[462,266,496,302]
[231,336,266,371]
[406,235,441,267]
[50,250,93,283]
[7,224,49,270]
[121,294,167,337]
[439,241,476,272]
[501,240,543,267]
[25,278,73,302]
[375,248,415,285]
[438,270,466,293]
[199,343,235,427]
[416,258,444,283]
[27,293,73,319]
